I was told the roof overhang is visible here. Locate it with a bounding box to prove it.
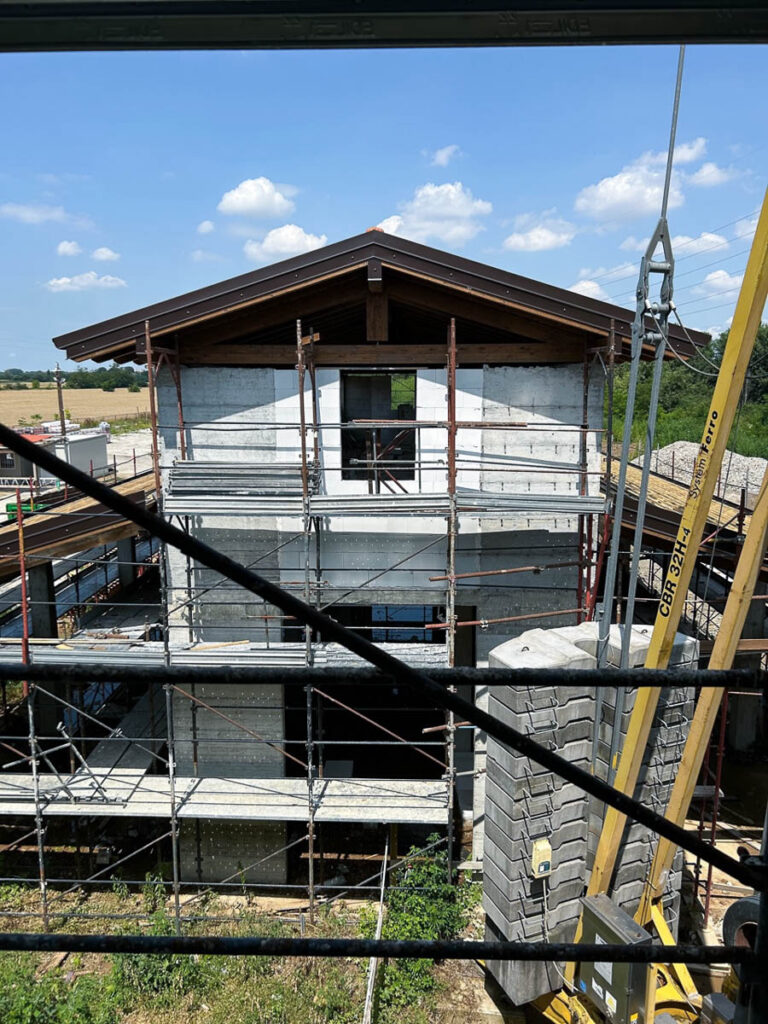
[53,231,710,366]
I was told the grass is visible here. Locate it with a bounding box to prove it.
[0,841,482,1024]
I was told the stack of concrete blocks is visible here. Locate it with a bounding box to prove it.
[483,622,697,1007]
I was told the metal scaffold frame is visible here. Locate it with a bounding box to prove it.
[0,425,764,1020]
[2,304,748,934]
[1,306,765,1015]
[0,311,607,930]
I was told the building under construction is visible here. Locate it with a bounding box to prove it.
[1,228,763,1012]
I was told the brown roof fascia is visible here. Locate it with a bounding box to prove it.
[52,230,710,362]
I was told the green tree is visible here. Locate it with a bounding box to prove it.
[610,321,768,460]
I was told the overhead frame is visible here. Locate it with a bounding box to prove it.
[2,1,768,52]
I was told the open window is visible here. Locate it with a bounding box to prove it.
[341,371,416,482]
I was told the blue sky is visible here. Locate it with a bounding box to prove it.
[0,45,766,369]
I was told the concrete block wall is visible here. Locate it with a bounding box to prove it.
[479,363,603,533]
[156,363,602,650]
[483,622,698,1007]
[157,362,601,508]
[157,366,285,644]
[172,677,288,885]
[179,820,288,884]
[173,682,285,778]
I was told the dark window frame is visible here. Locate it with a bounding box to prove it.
[340,370,417,483]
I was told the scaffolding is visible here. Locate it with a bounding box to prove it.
[0,315,613,926]
[2,316,758,941]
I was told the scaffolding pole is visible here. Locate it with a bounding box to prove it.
[296,318,317,921]
[362,834,389,1024]
[164,683,182,934]
[445,318,457,879]
[17,491,48,929]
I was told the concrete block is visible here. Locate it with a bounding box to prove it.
[179,819,288,884]
[489,628,597,671]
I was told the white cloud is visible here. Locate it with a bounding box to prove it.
[623,138,708,171]
[56,240,81,256]
[197,219,215,235]
[706,315,734,337]
[503,211,576,252]
[243,224,327,263]
[377,181,492,246]
[575,154,685,221]
[46,271,126,293]
[430,144,461,167]
[673,231,729,254]
[671,137,708,165]
[217,177,295,218]
[191,248,223,263]
[619,235,646,253]
[688,162,737,187]
[92,246,120,261]
[568,279,611,301]
[1,202,74,225]
[694,269,743,298]
[621,230,729,255]
[734,214,759,242]
[573,135,741,221]
[576,261,635,284]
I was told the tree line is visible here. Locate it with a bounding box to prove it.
[612,323,768,460]
[0,364,148,391]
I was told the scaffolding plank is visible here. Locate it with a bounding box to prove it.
[0,774,448,824]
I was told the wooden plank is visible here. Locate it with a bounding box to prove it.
[366,291,388,342]
[182,340,583,367]
[604,456,752,534]
[389,266,606,339]
[151,266,370,350]
[0,474,153,576]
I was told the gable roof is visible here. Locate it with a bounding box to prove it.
[53,230,709,363]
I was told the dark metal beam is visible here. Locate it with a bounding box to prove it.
[0,932,756,964]
[2,2,768,52]
[0,661,764,692]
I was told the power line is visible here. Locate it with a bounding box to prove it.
[606,249,750,302]
[585,208,760,289]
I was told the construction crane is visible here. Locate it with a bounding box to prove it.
[536,189,768,1023]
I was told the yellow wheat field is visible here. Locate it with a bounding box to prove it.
[0,387,150,427]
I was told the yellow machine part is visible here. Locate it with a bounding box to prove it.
[536,190,768,1024]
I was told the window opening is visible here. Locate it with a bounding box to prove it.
[340,371,416,483]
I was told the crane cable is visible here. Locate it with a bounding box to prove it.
[597,44,686,675]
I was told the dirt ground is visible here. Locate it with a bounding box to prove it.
[1,387,149,426]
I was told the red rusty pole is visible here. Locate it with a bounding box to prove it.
[15,489,30,696]
[145,321,162,500]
